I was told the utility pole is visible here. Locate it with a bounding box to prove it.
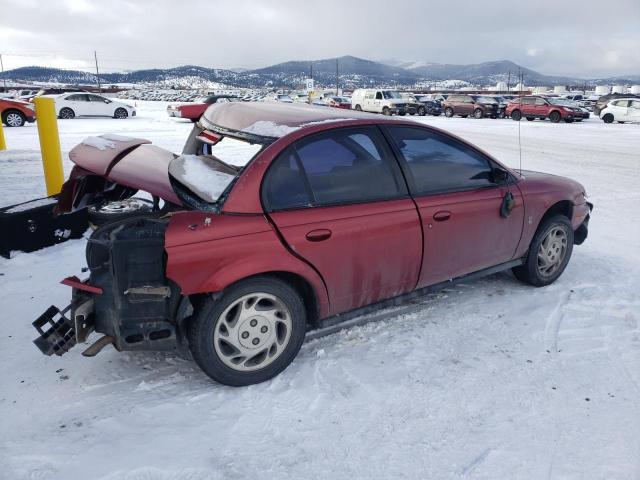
[336,58,339,95]
[0,54,6,91]
[94,50,101,93]
[507,70,511,91]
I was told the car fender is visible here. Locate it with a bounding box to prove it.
[164,211,330,318]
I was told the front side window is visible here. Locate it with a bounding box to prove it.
[263,127,406,210]
[385,126,495,195]
[375,92,383,100]
[534,98,547,106]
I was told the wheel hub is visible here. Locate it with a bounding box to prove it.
[237,315,273,349]
[6,113,22,126]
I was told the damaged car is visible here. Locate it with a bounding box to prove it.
[33,102,592,386]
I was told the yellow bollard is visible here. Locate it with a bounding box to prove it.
[34,97,65,195]
[0,119,6,150]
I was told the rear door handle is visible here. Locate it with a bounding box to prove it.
[306,229,332,242]
[433,211,451,222]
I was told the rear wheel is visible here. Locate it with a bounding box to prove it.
[444,107,454,117]
[382,106,391,116]
[417,106,426,116]
[473,108,483,119]
[602,113,614,123]
[114,107,128,119]
[526,117,534,121]
[513,215,574,287]
[355,104,362,111]
[511,109,522,121]
[59,107,75,119]
[2,109,26,127]
[549,111,561,123]
[188,277,307,386]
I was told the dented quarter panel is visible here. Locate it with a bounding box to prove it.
[164,211,330,317]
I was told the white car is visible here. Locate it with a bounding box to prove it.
[600,98,640,124]
[52,93,136,119]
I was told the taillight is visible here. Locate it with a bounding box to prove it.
[197,130,222,145]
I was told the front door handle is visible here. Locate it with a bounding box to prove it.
[306,229,332,242]
[433,211,451,222]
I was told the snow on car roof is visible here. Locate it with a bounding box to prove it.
[199,102,380,140]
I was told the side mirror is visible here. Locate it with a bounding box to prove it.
[493,167,509,184]
[104,99,111,104]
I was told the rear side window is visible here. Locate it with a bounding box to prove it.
[385,126,494,195]
[263,127,406,210]
[66,94,89,101]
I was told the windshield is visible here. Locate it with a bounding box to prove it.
[382,91,403,99]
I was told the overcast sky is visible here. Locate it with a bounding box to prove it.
[2,0,639,78]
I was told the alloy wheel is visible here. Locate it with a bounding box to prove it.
[536,227,568,278]
[213,292,293,372]
[5,112,24,127]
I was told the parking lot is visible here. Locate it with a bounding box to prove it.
[0,101,638,479]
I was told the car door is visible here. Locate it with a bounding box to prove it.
[64,94,91,116]
[383,125,524,288]
[87,94,113,116]
[263,126,423,316]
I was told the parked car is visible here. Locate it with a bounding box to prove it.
[506,96,588,123]
[351,89,408,115]
[479,95,508,118]
[414,96,443,116]
[0,98,36,127]
[51,93,136,119]
[32,102,592,386]
[599,98,640,123]
[167,95,240,122]
[594,93,640,116]
[443,95,499,119]
[324,96,352,109]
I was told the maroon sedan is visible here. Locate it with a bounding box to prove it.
[33,103,591,386]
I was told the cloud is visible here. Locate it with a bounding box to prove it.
[1,0,639,77]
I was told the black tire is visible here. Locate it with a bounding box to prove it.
[602,113,614,123]
[617,121,625,124]
[564,118,574,123]
[355,104,362,111]
[444,107,454,118]
[549,111,561,123]
[398,111,406,116]
[188,276,307,386]
[114,107,128,119]
[526,117,535,121]
[460,115,468,118]
[2,109,26,127]
[87,198,152,226]
[59,107,75,119]
[512,215,574,287]
[473,108,483,119]
[382,106,391,116]
[418,106,426,116]
[190,118,199,123]
[511,109,522,121]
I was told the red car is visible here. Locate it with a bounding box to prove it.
[1,98,36,127]
[505,96,589,123]
[33,103,592,386]
[324,96,352,109]
[166,95,239,122]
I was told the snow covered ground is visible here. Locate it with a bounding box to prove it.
[0,102,639,480]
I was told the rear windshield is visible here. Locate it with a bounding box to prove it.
[172,136,263,204]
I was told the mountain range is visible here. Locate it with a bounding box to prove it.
[1,56,638,89]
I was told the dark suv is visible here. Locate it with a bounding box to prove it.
[443,95,499,119]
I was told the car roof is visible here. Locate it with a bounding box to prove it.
[200,102,380,142]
